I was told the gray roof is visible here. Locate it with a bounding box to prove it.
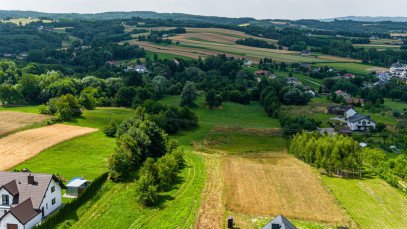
[391,62,407,68]
[0,172,65,209]
[262,215,297,229]
[348,114,376,123]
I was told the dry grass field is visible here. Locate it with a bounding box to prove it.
[0,124,97,171]
[222,152,354,226]
[195,153,224,229]
[0,111,50,136]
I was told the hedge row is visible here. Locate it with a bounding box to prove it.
[34,173,108,229]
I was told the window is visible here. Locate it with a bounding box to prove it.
[51,186,55,193]
[52,198,56,205]
[46,203,48,209]
[2,195,9,205]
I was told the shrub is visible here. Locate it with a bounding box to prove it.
[134,173,159,206]
[103,121,118,137]
[107,148,133,181]
[393,109,401,117]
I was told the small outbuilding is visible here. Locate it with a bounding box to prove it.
[65,178,90,198]
[262,214,297,229]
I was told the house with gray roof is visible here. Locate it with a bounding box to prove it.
[390,62,407,74]
[134,65,148,74]
[0,171,65,229]
[347,114,376,131]
[262,214,297,229]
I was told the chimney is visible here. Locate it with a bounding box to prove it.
[28,174,34,185]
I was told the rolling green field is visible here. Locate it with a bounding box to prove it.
[322,175,407,228]
[313,63,385,75]
[62,148,205,229]
[144,50,194,61]
[0,105,41,113]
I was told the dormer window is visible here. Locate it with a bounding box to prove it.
[2,195,9,205]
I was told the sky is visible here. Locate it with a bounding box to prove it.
[2,0,407,20]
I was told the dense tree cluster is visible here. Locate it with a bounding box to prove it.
[236,38,276,49]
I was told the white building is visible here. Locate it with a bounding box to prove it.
[0,172,65,229]
[335,90,351,100]
[347,114,376,131]
[134,65,148,74]
[390,62,407,74]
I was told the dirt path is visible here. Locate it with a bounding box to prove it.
[195,153,224,229]
[0,124,98,171]
[0,111,49,137]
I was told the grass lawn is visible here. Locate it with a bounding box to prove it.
[145,50,194,61]
[160,95,281,129]
[322,174,407,228]
[313,63,383,76]
[12,131,113,182]
[59,149,206,229]
[384,98,407,111]
[0,105,41,114]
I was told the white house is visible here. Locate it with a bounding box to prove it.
[390,62,407,74]
[335,90,351,100]
[0,172,65,229]
[345,108,357,118]
[134,65,148,74]
[347,114,376,131]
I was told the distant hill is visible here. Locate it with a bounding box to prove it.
[321,16,407,22]
[0,10,254,25]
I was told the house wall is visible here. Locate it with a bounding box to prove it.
[0,188,12,218]
[39,179,62,218]
[0,213,23,229]
[24,213,42,229]
[348,119,376,131]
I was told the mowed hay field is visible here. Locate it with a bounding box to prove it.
[222,153,354,227]
[323,175,407,228]
[0,124,97,171]
[0,111,49,136]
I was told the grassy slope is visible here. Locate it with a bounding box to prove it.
[313,63,381,75]
[0,105,41,113]
[322,175,407,228]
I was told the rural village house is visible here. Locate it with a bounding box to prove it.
[347,113,376,131]
[134,65,148,74]
[243,59,253,67]
[327,105,354,115]
[345,108,357,118]
[346,98,364,107]
[255,70,269,76]
[0,171,65,229]
[301,49,312,56]
[335,90,351,100]
[390,62,407,74]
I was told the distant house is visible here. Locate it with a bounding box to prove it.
[306,33,312,37]
[390,62,407,74]
[262,214,297,229]
[171,58,180,66]
[343,73,355,78]
[162,33,168,38]
[370,35,379,40]
[287,77,300,86]
[376,72,391,82]
[3,53,11,57]
[301,49,312,56]
[105,61,117,66]
[243,59,253,67]
[336,35,344,38]
[20,52,28,57]
[269,74,276,79]
[345,108,357,118]
[306,90,316,97]
[135,65,148,74]
[0,171,65,229]
[312,67,321,73]
[391,40,404,45]
[348,114,376,131]
[255,70,269,76]
[335,90,351,100]
[327,105,353,115]
[346,98,364,107]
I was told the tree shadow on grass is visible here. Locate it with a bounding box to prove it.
[322,170,376,180]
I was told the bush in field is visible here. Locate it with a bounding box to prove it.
[103,121,118,137]
[134,172,159,206]
[156,153,179,191]
[180,81,198,107]
[107,147,133,181]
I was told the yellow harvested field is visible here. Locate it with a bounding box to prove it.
[0,124,98,171]
[222,153,354,226]
[318,55,362,63]
[186,27,278,43]
[391,33,407,37]
[0,111,50,136]
[195,153,224,229]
